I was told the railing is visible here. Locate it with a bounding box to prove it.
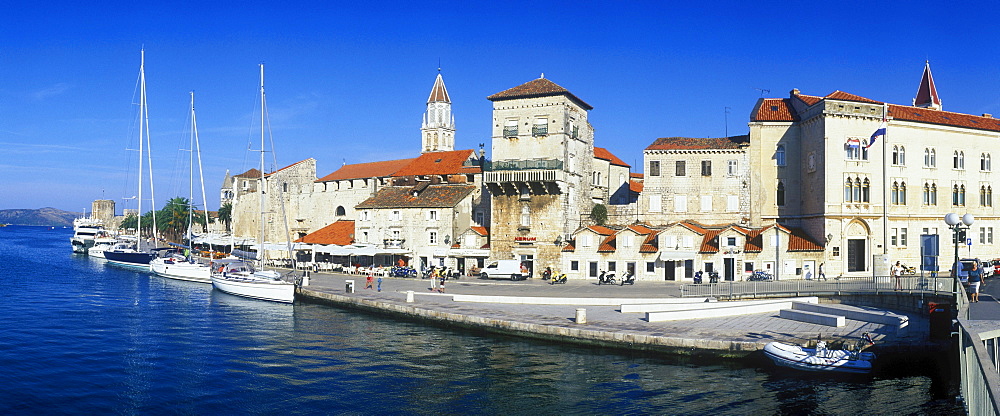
[957,317,1000,416]
[678,274,955,298]
[483,159,563,172]
[532,125,548,136]
[503,127,518,137]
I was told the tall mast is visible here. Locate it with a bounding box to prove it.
[192,91,210,249]
[259,63,266,265]
[137,49,145,243]
[188,92,195,247]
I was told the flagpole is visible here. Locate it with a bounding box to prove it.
[882,102,889,257]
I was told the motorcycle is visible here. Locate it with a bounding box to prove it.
[598,271,616,285]
[619,271,635,286]
[550,273,567,284]
[748,270,774,281]
[693,271,703,284]
[708,271,720,283]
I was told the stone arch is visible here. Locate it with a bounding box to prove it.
[335,206,346,216]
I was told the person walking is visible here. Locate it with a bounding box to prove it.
[892,261,903,290]
[429,267,439,292]
[818,263,827,281]
[438,273,446,293]
[969,263,983,302]
[377,275,383,292]
[365,271,374,290]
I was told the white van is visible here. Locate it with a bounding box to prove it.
[480,260,529,281]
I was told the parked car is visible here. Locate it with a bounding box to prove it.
[981,261,994,278]
[991,259,1000,277]
[479,260,530,281]
[952,258,981,284]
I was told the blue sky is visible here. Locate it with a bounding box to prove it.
[3,2,1000,213]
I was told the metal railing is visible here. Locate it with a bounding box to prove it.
[483,159,564,172]
[957,317,1000,416]
[678,274,955,298]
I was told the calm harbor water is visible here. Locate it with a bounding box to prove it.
[0,226,963,415]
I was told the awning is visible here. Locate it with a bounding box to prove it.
[448,248,490,257]
[658,250,698,261]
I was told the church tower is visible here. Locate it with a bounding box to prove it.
[913,61,942,110]
[421,71,455,153]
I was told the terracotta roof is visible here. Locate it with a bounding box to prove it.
[629,180,643,194]
[587,225,616,235]
[487,77,593,110]
[677,221,708,234]
[294,220,354,245]
[627,224,653,234]
[470,226,489,236]
[597,234,616,252]
[795,94,822,106]
[428,73,451,103]
[824,90,881,104]
[645,136,750,151]
[356,184,476,209]
[639,230,660,253]
[743,224,823,253]
[751,98,797,122]
[594,147,630,167]
[562,242,576,252]
[317,158,415,182]
[391,149,481,177]
[234,168,261,179]
[914,62,941,108]
[699,229,723,253]
[630,172,644,179]
[888,104,1000,132]
[787,228,824,251]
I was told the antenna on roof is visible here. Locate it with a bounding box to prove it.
[725,107,731,138]
[754,88,770,97]
[342,158,346,166]
[540,72,544,79]
[438,58,441,73]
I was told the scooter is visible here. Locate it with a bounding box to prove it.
[550,273,567,284]
[598,271,616,285]
[619,271,635,286]
[693,271,703,284]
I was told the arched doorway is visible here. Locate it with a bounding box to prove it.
[845,220,871,273]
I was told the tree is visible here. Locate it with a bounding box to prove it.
[591,204,608,226]
[157,197,191,243]
[218,202,233,233]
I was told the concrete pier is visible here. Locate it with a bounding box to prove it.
[295,273,942,358]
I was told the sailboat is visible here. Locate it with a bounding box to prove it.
[105,50,158,269]
[151,92,223,283]
[211,64,296,303]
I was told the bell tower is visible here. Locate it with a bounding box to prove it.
[421,71,455,153]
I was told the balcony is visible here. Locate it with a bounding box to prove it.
[532,125,548,136]
[503,127,518,138]
[484,159,563,171]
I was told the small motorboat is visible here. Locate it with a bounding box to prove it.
[764,333,876,374]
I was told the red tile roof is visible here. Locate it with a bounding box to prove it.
[234,168,261,179]
[597,234,616,252]
[627,224,653,235]
[630,172,644,179]
[594,147,630,167]
[914,62,941,108]
[699,229,723,253]
[391,149,481,177]
[587,225,616,235]
[562,242,576,252]
[645,136,750,151]
[824,90,881,104]
[470,226,489,236]
[751,98,797,122]
[487,77,593,110]
[639,230,660,253]
[629,180,643,194]
[356,184,476,209]
[294,220,354,245]
[317,158,415,182]
[428,73,451,103]
[795,94,822,106]
[743,224,823,252]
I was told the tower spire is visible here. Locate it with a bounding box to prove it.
[421,70,455,153]
[913,61,942,110]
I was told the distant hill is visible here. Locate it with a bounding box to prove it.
[0,208,81,226]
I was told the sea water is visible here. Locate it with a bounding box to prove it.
[0,226,963,414]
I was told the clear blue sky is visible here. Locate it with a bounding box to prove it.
[3,2,999,213]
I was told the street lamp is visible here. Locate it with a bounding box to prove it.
[944,213,974,294]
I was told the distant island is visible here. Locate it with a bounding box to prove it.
[0,208,81,226]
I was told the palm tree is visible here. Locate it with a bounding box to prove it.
[157,197,191,243]
[218,202,233,233]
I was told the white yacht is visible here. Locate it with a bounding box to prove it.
[71,217,105,254]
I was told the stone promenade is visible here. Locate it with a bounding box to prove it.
[296,272,940,358]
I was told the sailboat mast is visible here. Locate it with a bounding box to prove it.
[192,92,211,250]
[137,49,145,244]
[259,63,266,266]
[188,91,195,247]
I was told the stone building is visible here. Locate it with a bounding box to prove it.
[748,62,1000,277]
[484,76,628,275]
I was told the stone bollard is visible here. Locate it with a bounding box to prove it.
[406,290,414,303]
[302,274,310,286]
[345,280,354,293]
[576,308,587,324]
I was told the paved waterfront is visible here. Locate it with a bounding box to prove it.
[297,272,939,357]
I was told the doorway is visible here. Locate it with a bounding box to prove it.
[847,239,866,272]
[724,258,735,281]
[664,261,676,280]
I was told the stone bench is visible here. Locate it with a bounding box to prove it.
[779,309,845,327]
[645,297,819,322]
[625,296,817,314]
[792,302,909,328]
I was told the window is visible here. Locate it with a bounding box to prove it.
[282,183,288,192]
[981,227,988,244]
[429,231,438,245]
[675,160,686,176]
[674,195,687,212]
[727,237,737,246]
[892,146,906,165]
[607,261,616,272]
[953,184,967,206]
[646,262,655,273]
[701,160,712,176]
[360,210,370,221]
[649,161,660,177]
[621,234,633,248]
[700,195,712,212]
[503,119,518,137]
[520,205,531,227]
[954,151,965,169]
[890,228,907,246]
[391,210,401,221]
[846,139,869,161]
[649,195,662,212]
[428,210,439,221]
[571,261,579,271]
[475,211,485,226]
[930,183,938,205]
[983,153,992,171]
[776,181,785,206]
[862,178,870,202]
[845,177,870,202]
[589,262,598,277]
[727,195,739,212]
[335,206,346,216]
[727,160,738,176]
[900,228,907,246]
[891,181,906,205]
[776,145,786,166]
[532,118,548,136]
[990,227,995,244]
[924,148,937,167]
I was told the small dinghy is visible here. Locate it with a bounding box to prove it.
[764,333,876,374]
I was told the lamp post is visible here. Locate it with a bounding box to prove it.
[944,213,974,294]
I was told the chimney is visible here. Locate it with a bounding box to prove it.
[983,113,993,119]
[789,88,800,98]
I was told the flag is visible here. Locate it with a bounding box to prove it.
[846,138,861,149]
[868,120,887,149]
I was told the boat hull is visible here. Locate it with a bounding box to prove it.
[151,259,211,284]
[211,273,295,303]
[104,250,155,269]
[763,342,875,374]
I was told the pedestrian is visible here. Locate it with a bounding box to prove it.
[438,273,446,293]
[819,263,827,281]
[377,275,383,292]
[429,267,439,291]
[892,261,903,290]
[366,272,374,290]
[969,263,983,302]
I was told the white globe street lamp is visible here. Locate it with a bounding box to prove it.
[944,213,974,295]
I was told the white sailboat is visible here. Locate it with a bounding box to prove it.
[211,64,295,303]
[105,49,158,269]
[151,91,219,283]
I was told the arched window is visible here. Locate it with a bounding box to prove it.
[776,181,785,206]
[520,205,531,227]
[960,184,967,206]
[852,177,861,202]
[923,183,930,205]
[898,146,905,165]
[924,148,930,167]
[981,186,988,207]
[862,178,871,202]
[930,183,938,205]
[953,185,960,206]
[954,151,960,169]
[982,153,992,171]
[989,186,994,207]
[960,151,965,169]
[931,149,937,166]
[775,145,786,166]
[899,182,906,205]
[892,146,900,165]
[335,206,346,216]
[845,178,854,202]
[891,181,899,204]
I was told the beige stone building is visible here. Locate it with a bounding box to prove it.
[748,62,1000,277]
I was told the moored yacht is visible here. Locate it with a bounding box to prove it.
[71,217,105,254]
